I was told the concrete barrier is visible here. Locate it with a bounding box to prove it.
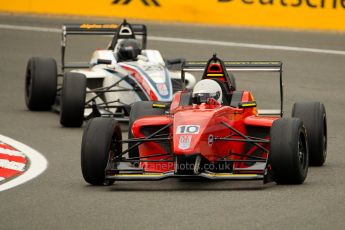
[1,0,345,31]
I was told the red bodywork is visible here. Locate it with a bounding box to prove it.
[131,90,278,173]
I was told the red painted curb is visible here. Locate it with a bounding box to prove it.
[0,142,29,183]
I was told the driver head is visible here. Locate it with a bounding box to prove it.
[192,79,222,104]
[115,39,141,61]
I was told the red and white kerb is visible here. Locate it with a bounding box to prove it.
[0,142,28,183]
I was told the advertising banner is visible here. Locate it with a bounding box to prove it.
[1,0,345,31]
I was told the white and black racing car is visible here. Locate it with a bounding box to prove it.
[25,20,196,127]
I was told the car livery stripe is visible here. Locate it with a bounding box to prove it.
[121,63,161,101]
[104,68,150,101]
[120,64,157,101]
[120,63,173,102]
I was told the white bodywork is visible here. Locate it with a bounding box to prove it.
[72,49,196,117]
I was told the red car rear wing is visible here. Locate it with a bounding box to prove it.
[60,22,147,71]
[181,60,283,116]
[182,61,282,72]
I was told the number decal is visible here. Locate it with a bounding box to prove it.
[176,125,200,134]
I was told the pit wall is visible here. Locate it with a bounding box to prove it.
[1,0,345,31]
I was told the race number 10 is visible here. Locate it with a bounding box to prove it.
[176,125,200,134]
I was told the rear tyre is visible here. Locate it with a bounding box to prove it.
[270,118,309,184]
[292,102,327,166]
[128,101,165,163]
[60,72,86,127]
[25,57,57,110]
[81,118,122,185]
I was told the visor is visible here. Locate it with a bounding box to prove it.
[192,92,220,104]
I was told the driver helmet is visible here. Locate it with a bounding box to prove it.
[115,39,141,61]
[192,79,222,104]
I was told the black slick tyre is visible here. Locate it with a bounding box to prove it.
[270,118,309,184]
[81,118,122,185]
[292,102,327,166]
[60,72,86,127]
[25,57,57,110]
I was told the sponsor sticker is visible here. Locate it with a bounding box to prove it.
[79,24,118,29]
[178,135,192,150]
[156,83,168,96]
[208,135,214,146]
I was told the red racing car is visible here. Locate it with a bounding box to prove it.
[81,55,327,186]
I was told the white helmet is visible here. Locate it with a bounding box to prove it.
[192,79,222,104]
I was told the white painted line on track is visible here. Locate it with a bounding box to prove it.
[1,23,345,56]
[0,24,60,33]
[0,135,48,192]
[149,36,345,56]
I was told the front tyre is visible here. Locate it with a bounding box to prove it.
[25,57,57,110]
[60,72,86,127]
[292,102,327,166]
[81,118,122,185]
[270,118,309,184]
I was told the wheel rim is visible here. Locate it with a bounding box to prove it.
[110,126,122,161]
[104,124,122,185]
[298,132,308,170]
[25,66,32,98]
[322,115,327,159]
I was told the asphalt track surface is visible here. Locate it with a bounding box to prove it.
[1,13,345,230]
